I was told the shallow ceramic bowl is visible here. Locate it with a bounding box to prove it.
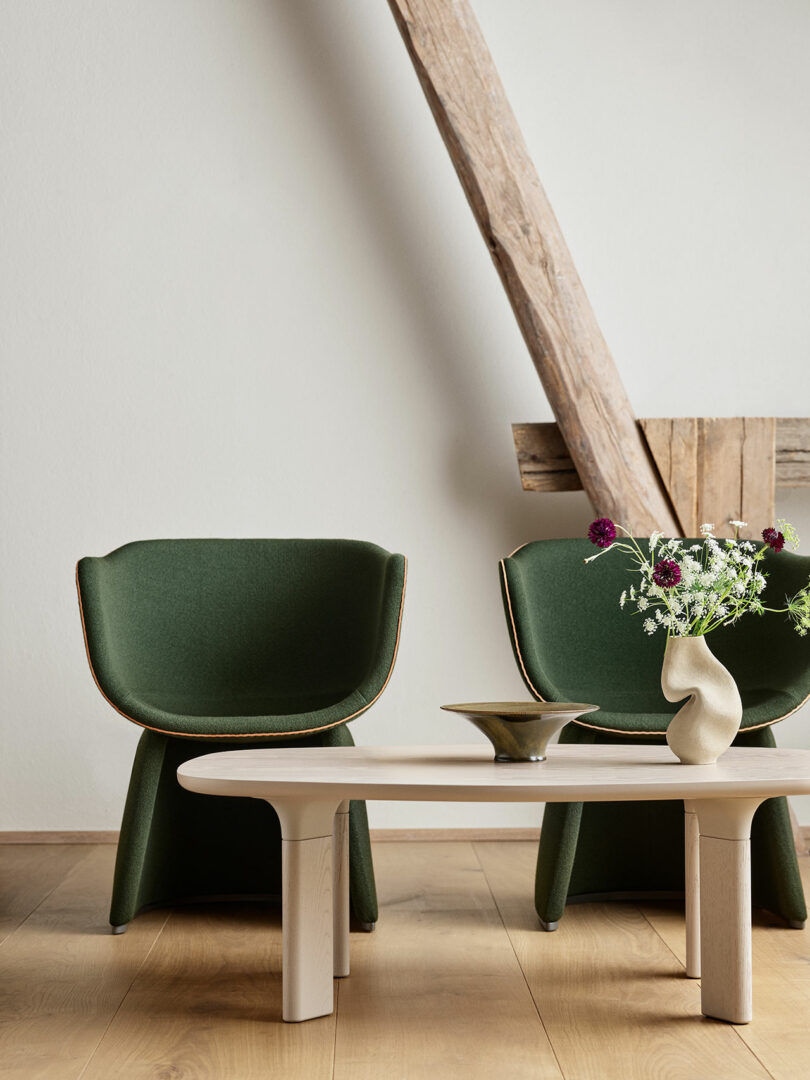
[441,701,599,762]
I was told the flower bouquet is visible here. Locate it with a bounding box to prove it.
[585,518,810,763]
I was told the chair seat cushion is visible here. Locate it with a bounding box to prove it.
[119,685,375,738]
[573,687,802,734]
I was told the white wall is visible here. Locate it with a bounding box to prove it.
[2,0,809,830]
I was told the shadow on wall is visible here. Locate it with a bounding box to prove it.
[267,0,591,545]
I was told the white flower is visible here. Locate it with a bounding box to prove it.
[654,608,664,622]
[754,573,766,593]
[700,523,715,535]
[643,618,657,635]
[619,590,627,609]
[729,520,748,529]
[629,585,636,600]
[637,596,649,611]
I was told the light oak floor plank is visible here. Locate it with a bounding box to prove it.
[333,841,563,1080]
[4,840,809,1079]
[641,855,810,1078]
[474,840,770,1080]
[0,845,167,1080]
[80,903,336,1080]
[0,844,88,946]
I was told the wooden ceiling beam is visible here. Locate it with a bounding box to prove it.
[388,0,679,534]
[513,418,810,538]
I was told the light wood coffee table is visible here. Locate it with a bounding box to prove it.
[177,743,810,1025]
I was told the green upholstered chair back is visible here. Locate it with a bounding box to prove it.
[78,539,406,737]
[500,538,810,732]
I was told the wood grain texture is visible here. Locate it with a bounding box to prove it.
[697,418,775,539]
[639,418,698,534]
[475,840,770,1080]
[512,422,582,491]
[0,844,86,946]
[3,842,809,1078]
[387,0,678,534]
[776,417,810,486]
[514,417,806,514]
[0,846,167,1080]
[177,742,810,805]
[0,831,119,844]
[79,904,336,1080]
[641,857,810,1078]
[333,841,563,1080]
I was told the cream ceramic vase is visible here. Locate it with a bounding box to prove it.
[661,636,743,765]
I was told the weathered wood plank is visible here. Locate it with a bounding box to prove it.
[512,422,582,492]
[740,417,776,531]
[515,418,807,519]
[388,0,678,533]
[696,418,747,537]
[639,418,698,535]
[776,417,810,486]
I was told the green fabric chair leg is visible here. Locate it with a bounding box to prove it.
[534,723,807,929]
[348,799,378,928]
[111,727,378,929]
[743,726,807,927]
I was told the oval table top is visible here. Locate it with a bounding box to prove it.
[177,743,810,804]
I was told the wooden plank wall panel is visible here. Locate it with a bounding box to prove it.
[740,418,776,530]
[776,418,810,486]
[512,422,582,492]
[639,418,698,535]
[516,417,798,537]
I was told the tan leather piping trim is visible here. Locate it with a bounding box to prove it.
[75,557,407,739]
[506,540,530,558]
[499,559,804,735]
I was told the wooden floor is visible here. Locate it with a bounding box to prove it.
[1,842,809,1079]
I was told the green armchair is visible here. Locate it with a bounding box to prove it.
[77,538,406,932]
[500,537,809,930]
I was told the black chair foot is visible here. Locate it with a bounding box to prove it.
[538,918,559,932]
[356,921,376,933]
[788,919,806,930]
[111,924,128,935]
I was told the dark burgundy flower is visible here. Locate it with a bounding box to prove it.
[762,527,785,552]
[652,558,681,589]
[588,518,616,548]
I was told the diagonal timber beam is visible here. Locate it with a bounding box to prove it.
[388,0,679,533]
